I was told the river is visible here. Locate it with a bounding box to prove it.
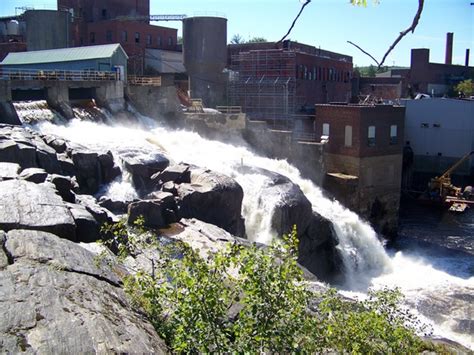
[15,101,474,349]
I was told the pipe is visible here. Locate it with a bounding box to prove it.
[466,48,470,67]
[445,32,453,65]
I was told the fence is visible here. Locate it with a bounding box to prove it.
[0,68,118,81]
[216,106,242,114]
[127,75,162,86]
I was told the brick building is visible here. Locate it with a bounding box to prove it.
[315,104,405,236]
[58,0,179,74]
[228,40,353,119]
[358,33,473,99]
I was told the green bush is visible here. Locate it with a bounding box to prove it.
[101,222,434,353]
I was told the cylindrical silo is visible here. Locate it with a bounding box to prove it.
[25,10,70,51]
[183,16,227,108]
[7,20,20,36]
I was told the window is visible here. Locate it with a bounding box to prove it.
[101,9,107,19]
[420,123,429,128]
[106,30,113,42]
[168,36,173,46]
[322,123,330,136]
[121,31,127,42]
[89,32,95,44]
[345,125,352,147]
[157,36,162,47]
[390,125,397,145]
[146,34,152,46]
[368,125,376,147]
[135,32,140,43]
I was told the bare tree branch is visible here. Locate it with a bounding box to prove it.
[349,0,424,68]
[347,41,380,66]
[277,0,312,44]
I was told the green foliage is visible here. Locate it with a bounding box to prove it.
[247,36,268,43]
[101,220,435,353]
[454,79,473,97]
[230,34,267,44]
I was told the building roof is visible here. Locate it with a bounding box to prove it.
[0,44,128,66]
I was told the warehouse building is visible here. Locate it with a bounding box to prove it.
[0,43,128,78]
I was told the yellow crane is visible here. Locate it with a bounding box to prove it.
[428,150,474,202]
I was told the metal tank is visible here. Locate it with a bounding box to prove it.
[24,10,70,51]
[183,16,227,108]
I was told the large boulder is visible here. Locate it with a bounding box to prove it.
[19,167,48,183]
[121,153,169,192]
[0,139,37,168]
[0,229,167,353]
[71,150,102,194]
[0,180,76,241]
[128,192,179,228]
[66,203,101,242]
[176,168,245,237]
[47,174,76,203]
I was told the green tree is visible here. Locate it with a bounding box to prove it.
[454,79,473,97]
[230,33,244,44]
[100,221,436,353]
[248,36,267,43]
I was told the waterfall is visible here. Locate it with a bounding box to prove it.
[16,101,473,350]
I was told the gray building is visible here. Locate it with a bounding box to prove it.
[0,43,128,78]
[402,98,474,177]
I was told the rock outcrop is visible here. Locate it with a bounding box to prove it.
[0,229,167,353]
[176,167,245,238]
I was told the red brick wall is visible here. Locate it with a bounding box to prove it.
[359,77,404,100]
[314,104,405,158]
[58,0,149,22]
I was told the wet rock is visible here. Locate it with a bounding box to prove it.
[121,153,169,192]
[48,174,75,203]
[19,167,48,183]
[71,150,101,194]
[0,230,8,269]
[162,181,177,194]
[128,193,179,228]
[298,213,342,283]
[176,168,245,237]
[0,180,76,240]
[98,150,121,183]
[150,164,191,185]
[0,162,20,180]
[75,194,115,226]
[98,197,129,214]
[42,135,68,154]
[0,139,37,168]
[57,153,75,177]
[0,229,166,353]
[67,203,100,242]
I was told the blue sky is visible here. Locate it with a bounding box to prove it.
[1,0,472,67]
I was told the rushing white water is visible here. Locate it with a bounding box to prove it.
[16,102,473,350]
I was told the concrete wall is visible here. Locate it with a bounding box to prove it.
[0,80,21,125]
[126,85,181,118]
[324,153,403,237]
[402,98,474,175]
[244,120,325,185]
[184,112,246,133]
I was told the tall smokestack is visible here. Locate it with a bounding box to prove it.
[445,32,453,65]
[466,49,470,67]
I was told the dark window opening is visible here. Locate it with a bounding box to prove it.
[157,36,162,47]
[146,34,152,46]
[102,9,107,19]
[121,31,127,42]
[135,32,140,44]
[168,36,173,46]
[106,30,113,43]
[90,32,95,44]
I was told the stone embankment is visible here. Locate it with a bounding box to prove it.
[0,123,339,351]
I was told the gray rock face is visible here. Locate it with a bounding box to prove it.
[0,162,20,180]
[128,193,179,228]
[67,203,101,243]
[98,197,130,214]
[150,164,191,186]
[75,194,115,226]
[0,180,76,240]
[71,150,101,194]
[19,168,48,183]
[48,174,76,203]
[0,138,37,168]
[0,229,167,353]
[177,168,245,237]
[121,153,170,192]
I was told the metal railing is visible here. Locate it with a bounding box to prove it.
[216,106,242,114]
[127,75,162,86]
[0,68,118,81]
